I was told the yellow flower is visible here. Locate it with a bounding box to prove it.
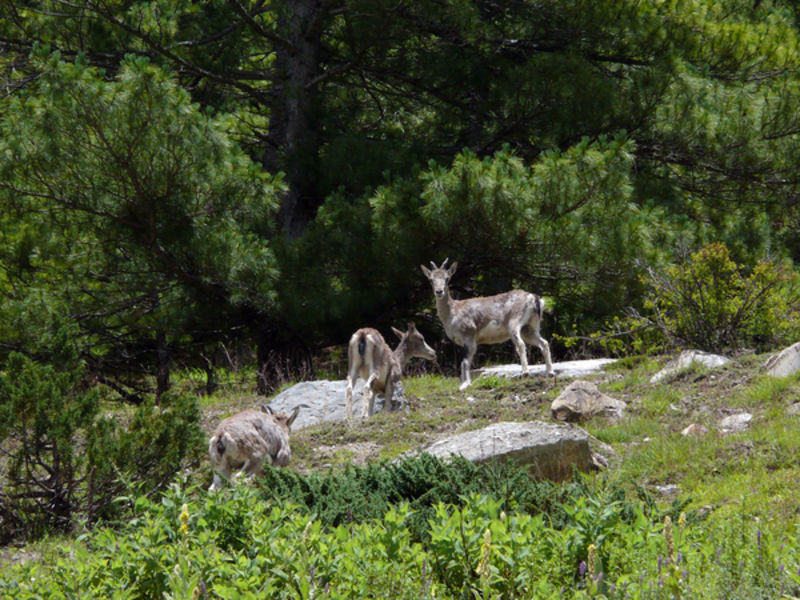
[179,503,190,537]
[587,544,598,580]
[678,511,687,532]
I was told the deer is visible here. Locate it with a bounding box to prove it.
[208,404,300,491]
[421,258,553,390]
[345,322,436,420]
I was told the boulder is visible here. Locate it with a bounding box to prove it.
[267,379,406,430]
[550,380,626,422]
[650,350,730,383]
[417,421,592,481]
[764,342,800,378]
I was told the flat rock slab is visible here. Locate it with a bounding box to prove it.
[417,421,592,481]
[650,350,730,383]
[267,379,404,430]
[475,358,617,380]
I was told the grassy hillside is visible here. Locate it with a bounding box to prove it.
[3,350,800,598]
[287,352,800,532]
[185,349,800,537]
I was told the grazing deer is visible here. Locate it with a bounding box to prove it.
[345,323,436,420]
[421,259,553,390]
[208,404,300,491]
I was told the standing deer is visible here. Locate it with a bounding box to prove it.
[421,259,553,390]
[345,322,436,420]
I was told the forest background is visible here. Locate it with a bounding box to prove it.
[4,0,800,545]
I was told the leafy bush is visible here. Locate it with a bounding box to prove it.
[3,484,798,599]
[577,242,800,356]
[256,453,596,541]
[642,243,800,352]
[0,352,204,544]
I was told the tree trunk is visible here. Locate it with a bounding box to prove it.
[265,0,327,236]
[156,330,170,402]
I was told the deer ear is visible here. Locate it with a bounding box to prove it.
[391,326,404,339]
[420,265,432,278]
[448,261,458,276]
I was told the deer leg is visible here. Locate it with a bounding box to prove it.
[363,374,378,418]
[511,328,529,375]
[243,452,266,479]
[345,374,356,421]
[209,465,230,492]
[523,328,554,376]
[460,341,477,391]
[385,378,395,412]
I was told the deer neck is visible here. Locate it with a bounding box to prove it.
[435,289,456,327]
[391,344,409,373]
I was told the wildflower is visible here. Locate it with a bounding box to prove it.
[477,527,492,581]
[587,544,598,581]
[677,512,687,532]
[664,515,675,563]
[303,520,313,541]
[179,503,190,538]
[192,581,207,600]
[579,561,587,577]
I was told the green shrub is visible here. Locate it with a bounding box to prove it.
[256,453,589,541]
[579,242,800,356]
[3,479,799,599]
[0,352,204,544]
[643,243,800,352]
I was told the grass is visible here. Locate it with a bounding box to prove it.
[237,348,800,553]
[5,349,800,573]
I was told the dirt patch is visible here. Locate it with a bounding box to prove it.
[0,546,41,567]
[308,442,381,469]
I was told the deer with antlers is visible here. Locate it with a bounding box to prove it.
[421,259,553,390]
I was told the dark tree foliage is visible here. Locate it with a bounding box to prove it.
[3,1,800,386]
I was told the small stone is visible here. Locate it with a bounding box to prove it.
[718,413,753,434]
[681,423,709,437]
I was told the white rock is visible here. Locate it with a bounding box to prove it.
[268,379,406,429]
[765,342,800,378]
[718,413,753,434]
[418,421,592,481]
[550,380,626,422]
[475,358,617,380]
[681,423,709,437]
[650,350,730,383]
